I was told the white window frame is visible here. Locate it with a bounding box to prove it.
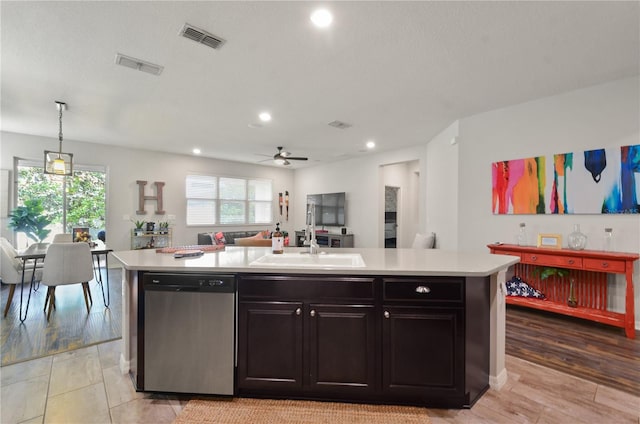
[186,174,273,226]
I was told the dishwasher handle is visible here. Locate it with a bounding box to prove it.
[144,284,201,292]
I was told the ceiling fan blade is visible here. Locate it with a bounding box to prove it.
[272,147,306,163]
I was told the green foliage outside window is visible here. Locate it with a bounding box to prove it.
[17,166,106,237]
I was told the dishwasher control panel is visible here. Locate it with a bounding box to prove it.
[143,273,236,293]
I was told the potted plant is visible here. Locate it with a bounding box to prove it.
[533,266,576,307]
[8,199,52,246]
[532,266,570,280]
[132,219,146,235]
[158,221,169,234]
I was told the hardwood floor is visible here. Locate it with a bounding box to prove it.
[0,267,122,366]
[505,304,640,396]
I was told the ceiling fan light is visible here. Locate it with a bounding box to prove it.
[274,158,287,165]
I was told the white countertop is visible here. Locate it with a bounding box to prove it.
[111,246,519,277]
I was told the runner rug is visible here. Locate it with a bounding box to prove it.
[173,397,431,424]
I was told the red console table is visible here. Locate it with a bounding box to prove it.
[488,244,638,339]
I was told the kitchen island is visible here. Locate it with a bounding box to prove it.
[111,246,518,408]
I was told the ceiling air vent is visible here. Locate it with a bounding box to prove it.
[328,120,352,130]
[180,23,225,50]
[115,53,163,76]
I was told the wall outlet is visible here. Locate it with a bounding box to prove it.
[168,214,176,220]
[123,214,130,221]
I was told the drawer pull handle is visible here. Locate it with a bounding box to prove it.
[295,308,301,316]
[568,260,575,265]
[310,310,316,317]
[384,311,390,319]
[531,255,537,261]
[415,286,431,294]
[602,262,609,268]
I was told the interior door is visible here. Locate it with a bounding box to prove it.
[384,186,399,248]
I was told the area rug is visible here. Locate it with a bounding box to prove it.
[173,397,431,424]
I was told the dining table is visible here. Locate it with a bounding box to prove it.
[14,241,113,322]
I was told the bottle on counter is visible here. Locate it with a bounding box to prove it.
[272,222,284,254]
[517,223,528,246]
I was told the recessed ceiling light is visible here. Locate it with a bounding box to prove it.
[311,9,333,28]
[192,148,201,155]
[259,112,272,122]
[366,140,376,149]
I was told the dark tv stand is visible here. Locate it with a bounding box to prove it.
[294,231,354,248]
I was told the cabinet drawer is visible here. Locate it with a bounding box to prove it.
[383,278,463,303]
[583,258,625,273]
[238,275,375,301]
[523,253,582,268]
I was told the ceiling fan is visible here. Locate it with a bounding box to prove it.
[273,146,308,165]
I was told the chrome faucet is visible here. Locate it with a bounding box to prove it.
[303,203,320,254]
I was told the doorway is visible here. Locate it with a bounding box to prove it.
[380,160,420,248]
[384,186,399,248]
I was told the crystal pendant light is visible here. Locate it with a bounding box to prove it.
[44,101,73,176]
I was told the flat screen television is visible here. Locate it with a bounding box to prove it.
[307,192,346,227]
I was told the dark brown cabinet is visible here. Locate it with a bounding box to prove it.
[307,303,376,396]
[237,275,377,400]
[381,276,490,407]
[237,273,491,408]
[382,306,464,403]
[237,301,303,391]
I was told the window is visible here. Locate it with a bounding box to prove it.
[186,175,272,226]
[14,159,106,246]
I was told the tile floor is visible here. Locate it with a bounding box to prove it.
[1,338,638,424]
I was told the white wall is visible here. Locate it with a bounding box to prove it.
[0,132,295,251]
[425,120,460,250]
[292,146,427,248]
[454,76,640,323]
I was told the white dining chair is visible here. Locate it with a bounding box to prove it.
[52,233,73,243]
[0,237,43,317]
[41,242,94,321]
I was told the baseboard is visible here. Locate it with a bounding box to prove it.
[119,354,130,375]
[490,368,508,390]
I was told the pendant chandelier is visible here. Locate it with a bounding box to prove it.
[44,101,73,176]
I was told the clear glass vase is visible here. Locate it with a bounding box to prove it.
[567,224,587,250]
[603,228,613,252]
[517,223,527,246]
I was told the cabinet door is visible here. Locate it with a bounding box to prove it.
[307,304,377,396]
[382,306,464,401]
[237,301,303,391]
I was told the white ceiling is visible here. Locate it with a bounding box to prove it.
[2,1,638,168]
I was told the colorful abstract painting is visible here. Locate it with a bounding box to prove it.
[492,144,640,214]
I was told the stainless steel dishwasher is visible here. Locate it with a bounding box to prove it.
[143,273,235,395]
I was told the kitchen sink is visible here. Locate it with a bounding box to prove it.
[250,253,366,268]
